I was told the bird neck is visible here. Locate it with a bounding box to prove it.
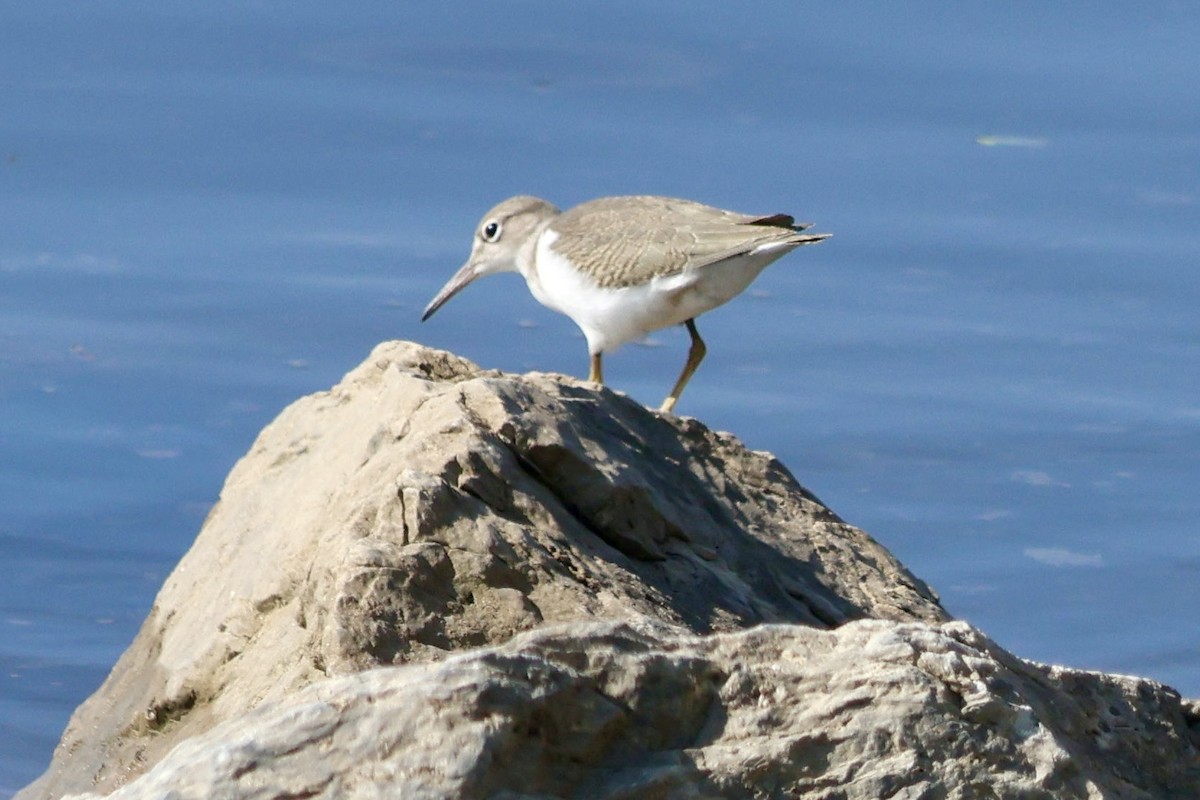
[515,218,556,294]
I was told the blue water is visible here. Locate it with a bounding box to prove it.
[3,2,1199,794]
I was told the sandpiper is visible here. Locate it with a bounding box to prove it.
[421,195,829,413]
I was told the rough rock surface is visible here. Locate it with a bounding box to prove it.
[63,621,1200,800]
[21,341,946,799]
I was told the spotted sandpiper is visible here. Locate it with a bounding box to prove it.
[421,195,829,413]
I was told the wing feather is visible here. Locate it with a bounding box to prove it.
[549,196,824,289]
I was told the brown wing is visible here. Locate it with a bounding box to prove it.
[549,196,819,289]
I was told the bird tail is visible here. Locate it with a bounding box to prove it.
[790,232,831,245]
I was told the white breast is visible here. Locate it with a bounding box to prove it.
[527,230,791,355]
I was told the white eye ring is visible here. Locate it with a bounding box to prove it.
[481,219,502,242]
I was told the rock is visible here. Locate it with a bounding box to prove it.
[19,341,945,800]
[60,620,1200,800]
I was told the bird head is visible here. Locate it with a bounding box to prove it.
[421,195,559,321]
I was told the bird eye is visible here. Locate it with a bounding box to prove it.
[481,220,502,242]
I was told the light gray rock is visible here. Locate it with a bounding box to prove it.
[20,341,945,799]
[61,620,1200,800]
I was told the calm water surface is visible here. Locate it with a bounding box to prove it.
[3,2,1199,793]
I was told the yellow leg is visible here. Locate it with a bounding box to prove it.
[660,319,706,414]
[589,353,603,384]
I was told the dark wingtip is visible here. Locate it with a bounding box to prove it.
[749,213,797,229]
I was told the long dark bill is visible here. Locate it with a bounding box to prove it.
[421,262,478,321]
